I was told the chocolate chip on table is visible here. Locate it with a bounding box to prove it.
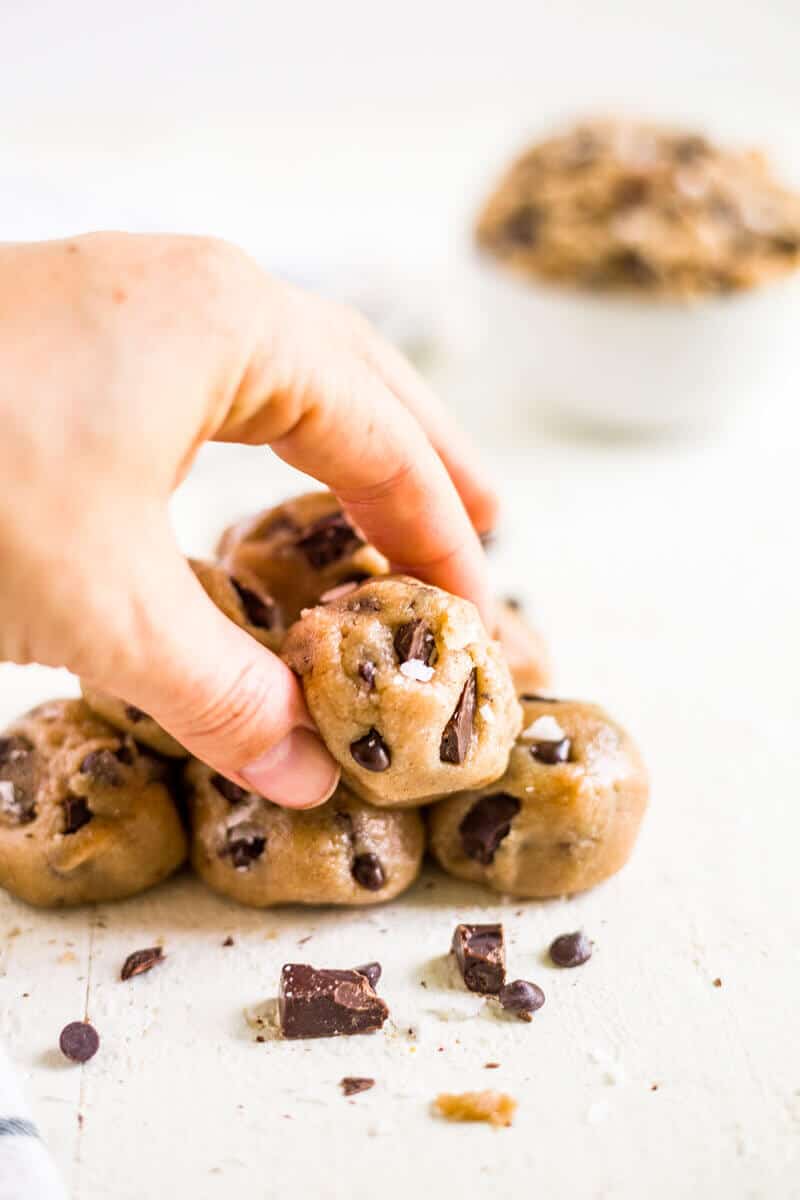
[549,931,593,968]
[358,661,377,690]
[211,774,250,804]
[223,825,266,870]
[230,577,278,630]
[62,795,92,835]
[340,1077,375,1096]
[451,923,506,995]
[296,512,364,569]
[223,936,235,948]
[459,793,520,866]
[120,946,164,981]
[0,736,37,824]
[79,749,124,787]
[278,964,389,1040]
[59,1021,100,1064]
[394,620,436,666]
[350,729,391,773]
[352,853,385,892]
[440,669,478,765]
[530,738,571,765]
[498,980,545,1021]
[354,962,382,988]
[124,705,146,724]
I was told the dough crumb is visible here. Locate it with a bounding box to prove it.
[433,1089,517,1128]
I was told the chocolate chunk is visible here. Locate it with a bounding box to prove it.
[530,737,571,765]
[211,773,250,804]
[394,620,436,666]
[602,249,658,287]
[459,793,520,865]
[340,1077,375,1096]
[296,512,364,569]
[59,1021,100,1064]
[115,741,135,766]
[358,661,377,690]
[549,931,593,968]
[0,736,37,825]
[79,749,123,787]
[124,705,146,724]
[672,134,710,162]
[498,980,545,1021]
[354,962,382,988]
[352,853,385,891]
[504,203,544,247]
[520,693,560,703]
[223,824,266,869]
[278,964,389,1040]
[63,795,92,835]
[440,669,478,765]
[350,729,391,772]
[120,946,164,981]
[231,577,277,630]
[451,923,506,995]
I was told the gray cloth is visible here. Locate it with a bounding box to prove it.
[0,1048,67,1200]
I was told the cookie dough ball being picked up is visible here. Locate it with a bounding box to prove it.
[282,576,522,807]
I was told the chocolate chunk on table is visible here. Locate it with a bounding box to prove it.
[120,946,165,981]
[451,923,506,994]
[340,1077,375,1096]
[279,964,389,1040]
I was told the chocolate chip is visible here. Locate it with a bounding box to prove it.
[504,596,521,611]
[520,693,560,703]
[394,620,436,666]
[459,792,520,865]
[124,705,146,724]
[340,1077,375,1096]
[223,936,235,948]
[530,737,571,765]
[440,669,478,765]
[350,729,391,772]
[231,577,277,630]
[79,749,123,787]
[504,203,544,247]
[602,249,658,287]
[614,176,650,208]
[770,233,800,255]
[672,134,710,162]
[451,923,506,995]
[352,853,385,891]
[0,736,37,825]
[59,1021,99,1064]
[498,980,545,1021]
[296,512,364,569]
[354,962,382,988]
[358,661,377,690]
[63,795,92,835]
[278,964,389,1040]
[211,773,250,804]
[120,947,164,981]
[223,825,266,870]
[549,931,593,968]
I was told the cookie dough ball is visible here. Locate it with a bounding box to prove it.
[81,558,283,758]
[282,576,522,807]
[494,599,553,694]
[428,696,648,897]
[0,700,187,908]
[186,761,425,907]
[218,491,389,625]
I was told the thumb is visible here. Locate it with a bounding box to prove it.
[84,544,340,810]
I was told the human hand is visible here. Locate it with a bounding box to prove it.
[0,233,497,808]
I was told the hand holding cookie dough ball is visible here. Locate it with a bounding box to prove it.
[0,701,186,908]
[429,696,647,897]
[282,577,522,807]
[218,491,389,626]
[186,761,424,907]
[81,558,283,758]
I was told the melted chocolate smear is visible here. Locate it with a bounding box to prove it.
[440,669,478,765]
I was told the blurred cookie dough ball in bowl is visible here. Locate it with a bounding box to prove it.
[474,118,800,435]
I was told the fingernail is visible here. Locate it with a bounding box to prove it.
[241,728,340,809]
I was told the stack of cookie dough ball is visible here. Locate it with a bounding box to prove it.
[0,490,648,910]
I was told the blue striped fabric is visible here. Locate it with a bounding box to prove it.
[0,1119,38,1139]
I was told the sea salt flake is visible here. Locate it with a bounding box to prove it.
[0,782,16,813]
[320,582,359,604]
[479,703,494,723]
[399,660,434,683]
[523,715,566,742]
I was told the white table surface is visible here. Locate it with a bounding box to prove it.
[0,367,798,1199]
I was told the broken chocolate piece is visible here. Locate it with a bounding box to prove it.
[350,729,391,773]
[296,512,364,568]
[223,824,266,869]
[231,577,277,630]
[79,749,123,787]
[459,793,520,865]
[549,931,593,968]
[340,1076,375,1096]
[0,736,37,825]
[530,737,571,765]
[393,620,436,667]
[352,853,385,891]
[120,947,164,981]
[279,964,389,1040]
[63,795,92,835]
[498,980,545,1021]
[211,773,250,804]
[451,923,506,995]
[440,668,478,764]
[59,1021,100,1064]
[354,961,382,988]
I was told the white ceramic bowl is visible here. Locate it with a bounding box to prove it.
[471,257,800,436]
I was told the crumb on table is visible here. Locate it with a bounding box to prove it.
[433,1089,517,1128]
